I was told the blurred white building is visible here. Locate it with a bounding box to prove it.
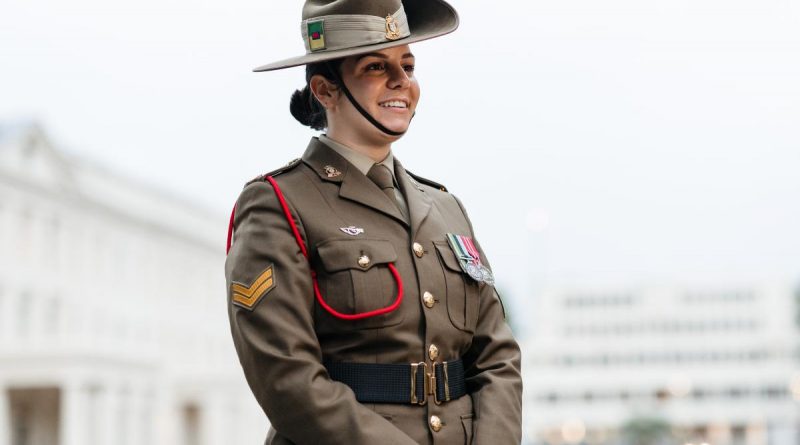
[523,284,800,445]
[0,122,265,445]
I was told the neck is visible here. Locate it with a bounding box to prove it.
[326,127,394,163]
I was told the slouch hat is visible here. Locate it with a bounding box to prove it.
[253,0,459,72]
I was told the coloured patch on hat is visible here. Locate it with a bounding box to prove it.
[307,20,326,51]
[231,265,276,310]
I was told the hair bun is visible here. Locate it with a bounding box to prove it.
[290,85,327,130]
[289,61,343,131]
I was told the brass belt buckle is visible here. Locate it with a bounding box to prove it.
[430,361,452,405]
[430,369,440,405]
[413,361,452,405]
[410,362,428,405]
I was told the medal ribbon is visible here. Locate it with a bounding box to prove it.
[447,233,470,260]
[461,236,482,266]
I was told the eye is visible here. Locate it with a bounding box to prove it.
[365,62,385,71]
[403,64,415,73]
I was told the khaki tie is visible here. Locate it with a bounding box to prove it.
[367,164,403,213]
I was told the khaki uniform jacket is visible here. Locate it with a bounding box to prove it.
[226,138,522,444]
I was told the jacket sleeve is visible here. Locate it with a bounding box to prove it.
[225,181,417,445]
[454,196,523,445]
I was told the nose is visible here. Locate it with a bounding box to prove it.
[386,64,411,90]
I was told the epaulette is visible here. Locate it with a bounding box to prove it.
[406,170,447,192]
[245,158,302,187]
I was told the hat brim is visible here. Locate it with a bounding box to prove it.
[252,0,459,72]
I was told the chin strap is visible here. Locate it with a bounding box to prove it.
[325,62,414,137]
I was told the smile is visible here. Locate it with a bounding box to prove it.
[378,100,409,109]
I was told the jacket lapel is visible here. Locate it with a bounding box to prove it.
[394,158,432,236]
[301,138,408,226]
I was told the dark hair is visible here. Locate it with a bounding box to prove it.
[290,60,343,131]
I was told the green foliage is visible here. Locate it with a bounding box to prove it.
[495,284,518,335]
[621,417,671,445]
[795,282,800,329]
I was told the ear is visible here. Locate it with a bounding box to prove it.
[309,74,340,110]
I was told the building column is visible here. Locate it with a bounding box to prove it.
[117,388,131,445]
[0,382,10,445]
[96,383,119,445]
[60,381,89,445]
[201,389,228,445]
[128,385,144,445]
[151,378,178,445]
[137,388,155,445]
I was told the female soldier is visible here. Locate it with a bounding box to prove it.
[225,0,522,443]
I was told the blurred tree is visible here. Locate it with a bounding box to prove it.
[495,284,518,335]
[621,417,671,445]
[794,282,800,330]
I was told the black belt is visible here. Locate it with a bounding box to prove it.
[326,359,467,405]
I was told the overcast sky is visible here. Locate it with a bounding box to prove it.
[3,0,799,326]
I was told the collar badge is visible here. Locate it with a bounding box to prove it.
[324,165,342,178]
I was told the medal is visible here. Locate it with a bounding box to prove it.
[445,233,493,284]
[465,261,484,282]
[479,265,495,285]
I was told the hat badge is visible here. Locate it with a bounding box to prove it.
[385,15,401,40]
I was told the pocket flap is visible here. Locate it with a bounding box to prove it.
[434,241,464,273]
[317,239,398,272]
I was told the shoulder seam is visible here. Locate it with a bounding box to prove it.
[405,169,447,192]
[244,158,302,187]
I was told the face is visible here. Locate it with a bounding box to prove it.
[316,45,420,144]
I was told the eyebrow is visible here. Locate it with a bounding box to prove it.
[356,52,415,62]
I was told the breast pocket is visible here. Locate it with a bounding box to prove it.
[434,241,480,333]
[315,238,404,330]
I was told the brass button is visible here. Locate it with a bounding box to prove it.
[428,344,439,361]
[357,255,370,268]
[430,415,442,432]
[423,291,435,308]
[413,242,424,258]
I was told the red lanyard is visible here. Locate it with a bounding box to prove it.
[227,176,404,320]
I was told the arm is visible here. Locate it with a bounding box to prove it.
[453,196,523,444]
[226,181,417,445]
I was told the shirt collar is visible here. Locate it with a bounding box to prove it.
[319,134,396,181]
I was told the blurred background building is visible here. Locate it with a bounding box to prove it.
[3,122,798,445]
[523,284,800,445]
[3,0,800,442]
[0,122,265,445]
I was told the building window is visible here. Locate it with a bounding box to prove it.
[0,286,4,342]
[726,387,746,398]
[17,209,33,261]
[762,386,786,399]
[44,297,60,337]
[692,389,707,400]
[17,292,32,338]
[43,214,61,269]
